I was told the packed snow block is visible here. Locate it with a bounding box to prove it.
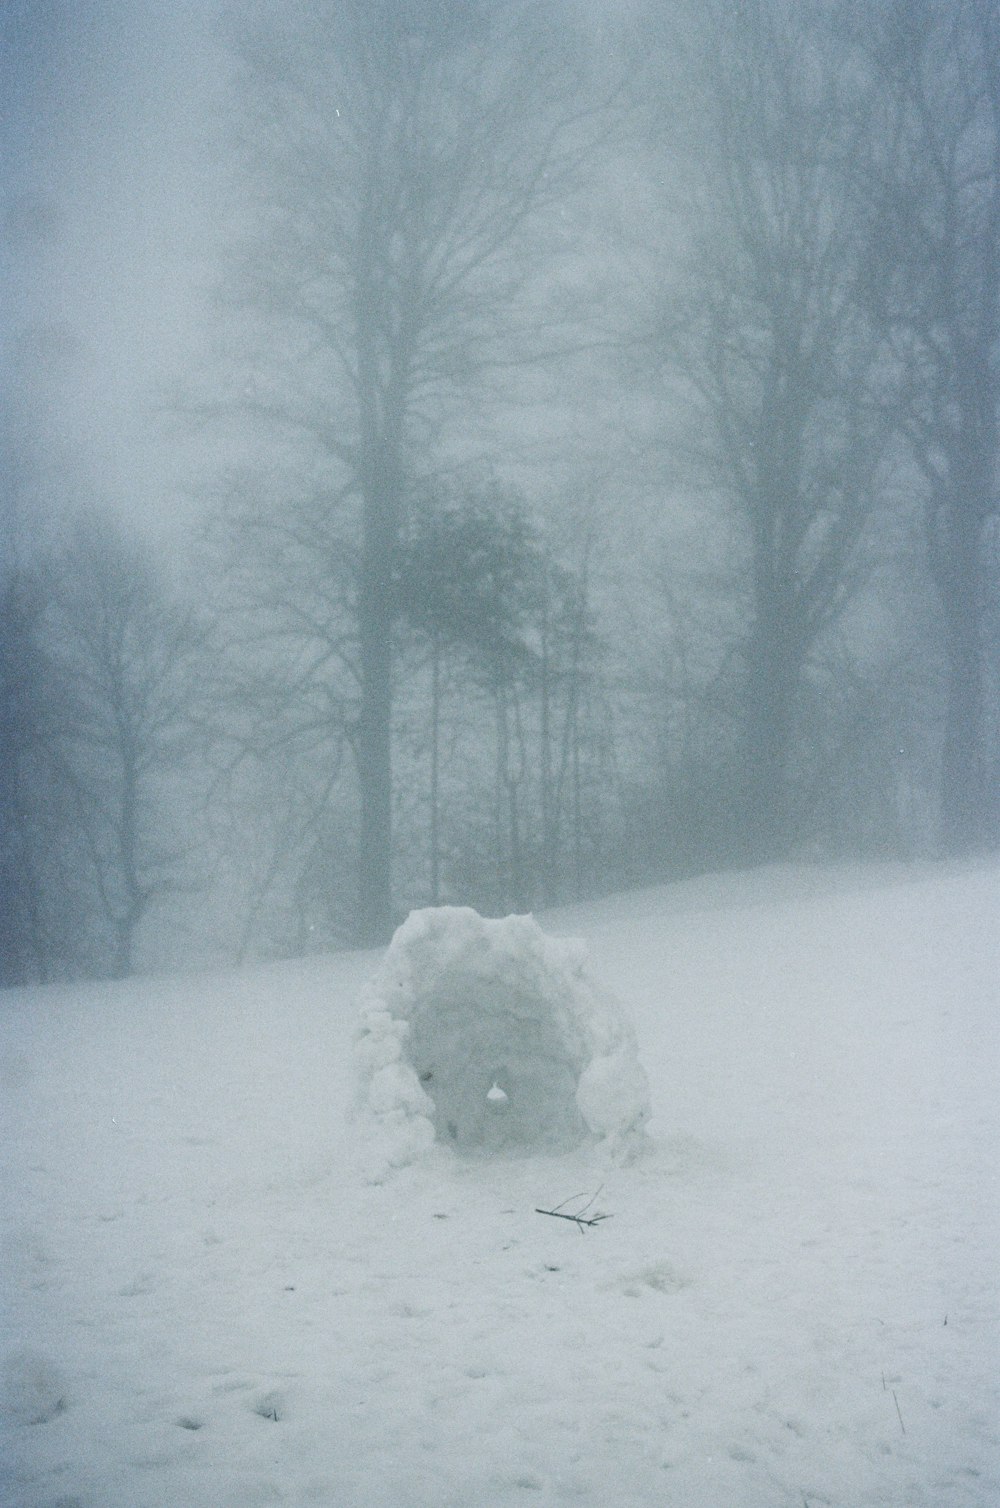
[353,906,650,1171]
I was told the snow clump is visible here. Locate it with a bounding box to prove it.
[353,906,650,1176]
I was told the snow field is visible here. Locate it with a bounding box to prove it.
[1,861,998,1506]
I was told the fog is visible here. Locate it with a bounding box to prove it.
[2,0,997,981]
[4,0,225,541]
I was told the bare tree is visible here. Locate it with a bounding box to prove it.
[0,561,85,983]
[205,0,613,944]
[859,0,1000,852]
[641,0,889,859]
[47,518,204,978]
[0,514,202,982]
[198,463,357,954]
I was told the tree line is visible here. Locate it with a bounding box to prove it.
[3,0,998,982]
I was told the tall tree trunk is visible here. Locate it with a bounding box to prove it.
[492,671,527,912]
[932,503,986,854]
[111,745,143,979]
[538,584,556,907]
[572,706,583,899]
[354,431,401,948]
[355,642,392,946]
[741,606,800,863]
[429,640,442,905]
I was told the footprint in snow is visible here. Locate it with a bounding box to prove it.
[118,1272,156,1297]
[1,1348,69,1424]
[614,1261,689,1297]
[252,1389,286,1422]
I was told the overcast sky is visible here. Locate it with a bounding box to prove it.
[3,0,648,555]
[3,0,227,544]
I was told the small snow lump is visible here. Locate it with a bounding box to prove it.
[353,906,650,1172]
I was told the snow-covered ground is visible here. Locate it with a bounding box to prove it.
[2,859,998,1508]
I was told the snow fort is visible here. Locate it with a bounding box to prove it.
[353,906,650,1171]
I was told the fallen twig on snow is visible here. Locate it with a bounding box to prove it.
[535,1188,611,1232]
[534,1207,611,1229]
[882,1371,906,1434]
[892,1390,906,1435]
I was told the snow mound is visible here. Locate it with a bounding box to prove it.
[353,906,650,1174]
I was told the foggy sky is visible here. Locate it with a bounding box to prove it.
[4,0,226,545]
[3,1,640,555]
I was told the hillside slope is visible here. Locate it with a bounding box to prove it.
[2,861,998,1507]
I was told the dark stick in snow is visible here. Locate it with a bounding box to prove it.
[892,1391,906,1435]
[535,1188,611,1232]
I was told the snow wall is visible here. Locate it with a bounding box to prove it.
[353,906,650,1175]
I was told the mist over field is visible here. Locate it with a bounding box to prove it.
[2,0,997,975]
[4,9,998,1505]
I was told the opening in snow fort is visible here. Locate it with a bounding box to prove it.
[353,906,650,1170]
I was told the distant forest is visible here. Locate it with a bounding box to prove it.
[4,0,998,982]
